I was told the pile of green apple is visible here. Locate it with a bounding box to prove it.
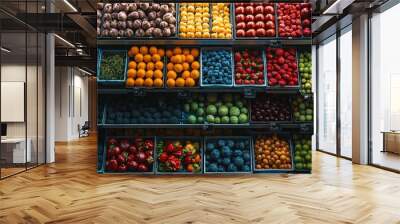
[184,93,249,124]
[299,51,312,94]
[292,96,313,122]
[293,135,312,170]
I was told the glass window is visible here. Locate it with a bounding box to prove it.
[0,0,46,179]
[371,4,400,171]
[318,35,337,154]
[1,31,28,178]
[339,26,352,158]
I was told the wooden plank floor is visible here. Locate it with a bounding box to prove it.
[1,135,400,224]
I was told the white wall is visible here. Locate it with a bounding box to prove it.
[54,66,89,141]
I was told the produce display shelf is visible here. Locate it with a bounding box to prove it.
[96,38,312,46]
[96,1,314,176]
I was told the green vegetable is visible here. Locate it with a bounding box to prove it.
[229,106,240,116]
[230,116,238,124]
[197,116,204,124]
[196,108,205,116]
[188,115,196,124]
[238,113,248,123]
[206,115,215,123]
[218,106,229,116]
[99,51,125,81]
[221,116,230,124]
[191,102,199,112]
[207,105,217,115]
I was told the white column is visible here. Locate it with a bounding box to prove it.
[352,14,369,164]
[46,32,55,163]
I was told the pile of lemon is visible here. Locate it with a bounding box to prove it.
[210,3,232,39]
[179,3,232,39]
[166,47,200,88]
[179,3,210,38]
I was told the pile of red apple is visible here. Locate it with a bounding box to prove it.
[266,47,299,87]
[300,3,312,37]
[105,138,154,172]
[235,3,276,38]
[277,3,302,38]
[234,49,265,85]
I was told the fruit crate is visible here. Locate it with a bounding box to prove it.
[252,133,295,173]
[233,3,278,40]
[155,136,204,174]
[97,132,107,173]
[203,136,253,174]
[165,46,202,89]
[249,94,293,124]
[182,93,251,125]
[200,47,234,88]
[102,94,185,125]
[265,47,301,89]
[233,47,267,87]
[177,3,234,40]
[276,3,308,39]
[97,3,179,40]
[292,134,312,173]
[97,48,128,84]
[100,136,156,174]
[291,95,313,124]
[126,48,167,89]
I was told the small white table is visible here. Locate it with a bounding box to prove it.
[1,138,31,163]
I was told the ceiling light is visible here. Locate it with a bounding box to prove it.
[63,0,78,12]
[54,34,75,48]
[1,47,11,53]
[78,67,93,76]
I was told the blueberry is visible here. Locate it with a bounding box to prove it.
[227,164,237,172]
[222,158,230,166]
[243,165,251,172]
[217,139,226,147]
[243,152,251,162]
[233,150,242,157]
[227,140,235,148]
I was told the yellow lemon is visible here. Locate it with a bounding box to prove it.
[187,5,195,12]
[187,32,195,38]
[187,25,195,33]
[202,32,210,38]
[180,26,187,33]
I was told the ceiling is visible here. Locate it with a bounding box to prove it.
[0,0,97,71]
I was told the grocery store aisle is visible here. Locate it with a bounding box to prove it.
[0,136,399,224]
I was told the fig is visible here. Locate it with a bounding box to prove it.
[139,3,150,11]
[112,3,121,12]
[133,19,142,29]
[128,11,139,20]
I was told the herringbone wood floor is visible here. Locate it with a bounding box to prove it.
[1,135,400,224]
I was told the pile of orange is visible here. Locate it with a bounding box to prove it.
[126,46,164,88]
[166,47,200,88]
